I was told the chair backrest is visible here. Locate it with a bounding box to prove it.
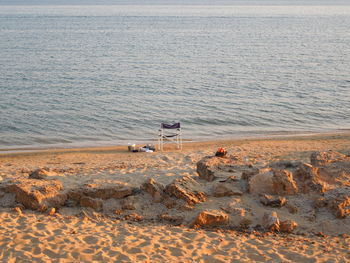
[161,123,180,129]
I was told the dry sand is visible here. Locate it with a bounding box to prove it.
[0,132,350,262]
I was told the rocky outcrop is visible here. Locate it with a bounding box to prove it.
[165,176,206,205]
[5,179,66,211]
[260,194,287,207]
[191,210,229,227]
[196,156,244,182]
[196,156,224,182]
[311,151,349,166]
[271,170,298,195]
[324,187,350,219]
[249,169,298,195]
[248,169,274,195]
[141,178,164,203]
[294,163,326,193]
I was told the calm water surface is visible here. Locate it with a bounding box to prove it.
[0,2,350,149]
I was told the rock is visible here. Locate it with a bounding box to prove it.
[249,169,274,194]
[332,197,350,218]
[80,196,103,211]
[311,151,349,166]
[318,165,350,188]
[196,156,242,182]
[191,210,229,227]
[5,179,66,211]
[28,168,58,179]
[262,211,280,232]
[294,163,327,193]
[141,178,164,203]
[212,182,243,197]
[196,156,223,182]
[165,176,206,205]
[271,169,298,195]
[260,194,287,207]
[249,168,297,195]
[280,220,298,233]
[324,187,350,218]
[81,179,134,200]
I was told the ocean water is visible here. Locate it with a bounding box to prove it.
[0,2,350,149]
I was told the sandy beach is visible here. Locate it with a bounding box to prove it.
[0,132,350,262]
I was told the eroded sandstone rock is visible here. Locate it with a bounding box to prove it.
[324,188,350,219]
[196,156,243,182]
[294,163,326,193]
[196,156,223,182]
[271,170,298,195]
[6,179,66,211]
[191,210,229,227]
[311,151,349,166]
[249,169,274,195]
[141,178,164,203]
[249,168,297,195]
[165,176,206,205]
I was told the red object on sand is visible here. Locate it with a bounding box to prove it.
[215,147,227,157]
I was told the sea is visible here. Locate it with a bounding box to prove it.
[0,0,349,150]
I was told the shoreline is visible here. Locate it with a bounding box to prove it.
[0,129,350,157]
[1,130,350,156]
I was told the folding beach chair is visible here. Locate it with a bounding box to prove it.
[158,122,182,151]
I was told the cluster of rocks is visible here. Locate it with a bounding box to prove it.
[0,150,349,235]
[193,150,350,232]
